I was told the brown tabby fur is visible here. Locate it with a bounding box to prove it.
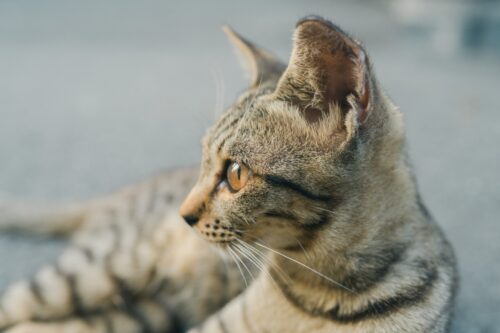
[0,17,457,333]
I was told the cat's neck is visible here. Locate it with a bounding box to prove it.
[265,162,422,309]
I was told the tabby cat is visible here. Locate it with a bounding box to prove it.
[0,17,458,333]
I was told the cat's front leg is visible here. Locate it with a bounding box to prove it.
[4,298,174,333]
[0,223,162,330]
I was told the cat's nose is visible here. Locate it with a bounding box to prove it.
[179,184,207,227]
[182,214,199,226]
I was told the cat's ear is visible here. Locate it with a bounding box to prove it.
[223,26,286,88]
[275,17,371,124]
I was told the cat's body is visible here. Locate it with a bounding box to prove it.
[0,17,457,333]
[0,168,246,332]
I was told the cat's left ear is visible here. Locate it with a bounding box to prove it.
[223,26,286,88]
[275,17,371,124]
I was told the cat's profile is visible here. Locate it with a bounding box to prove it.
[0,17,457,333]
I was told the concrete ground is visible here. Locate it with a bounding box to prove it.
[0,1,499,332]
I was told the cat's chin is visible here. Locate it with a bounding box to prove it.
[209,240,241,258]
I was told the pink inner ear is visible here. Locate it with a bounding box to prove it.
[323,44,370,122]
[324,53,358,111]
[277,18,372,124]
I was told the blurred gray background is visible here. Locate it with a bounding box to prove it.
[0,0,499,332]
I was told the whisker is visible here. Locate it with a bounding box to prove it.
[235,242,268,278]
[227,246,248,288]
[311,205,341,217]
[235,217,346,290]
[231,244,255,282]
[240,213,254,226]
[254,241,356,294]
[234,242,282,292]
[242,215,315,263]
[245,217,310,251]
[236,239,292,285]
[234,242,261,271]
[291,237,310,262]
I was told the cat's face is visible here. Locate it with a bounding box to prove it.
[180,18,376,250]
[185,96,341,249]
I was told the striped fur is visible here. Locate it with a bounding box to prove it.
[0,169,247,332]
[0,17,457,333]
[182,17,457,333]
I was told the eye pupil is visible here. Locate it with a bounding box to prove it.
[225,161,250,192]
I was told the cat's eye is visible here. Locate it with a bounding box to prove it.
[226,161,251,192]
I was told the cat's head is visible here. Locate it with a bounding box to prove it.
[180,17,404,251]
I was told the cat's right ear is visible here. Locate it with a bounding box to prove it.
[223,26,286,88]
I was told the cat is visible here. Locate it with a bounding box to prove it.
[0,16,458,333]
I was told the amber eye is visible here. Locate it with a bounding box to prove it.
[226,161,251,192]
